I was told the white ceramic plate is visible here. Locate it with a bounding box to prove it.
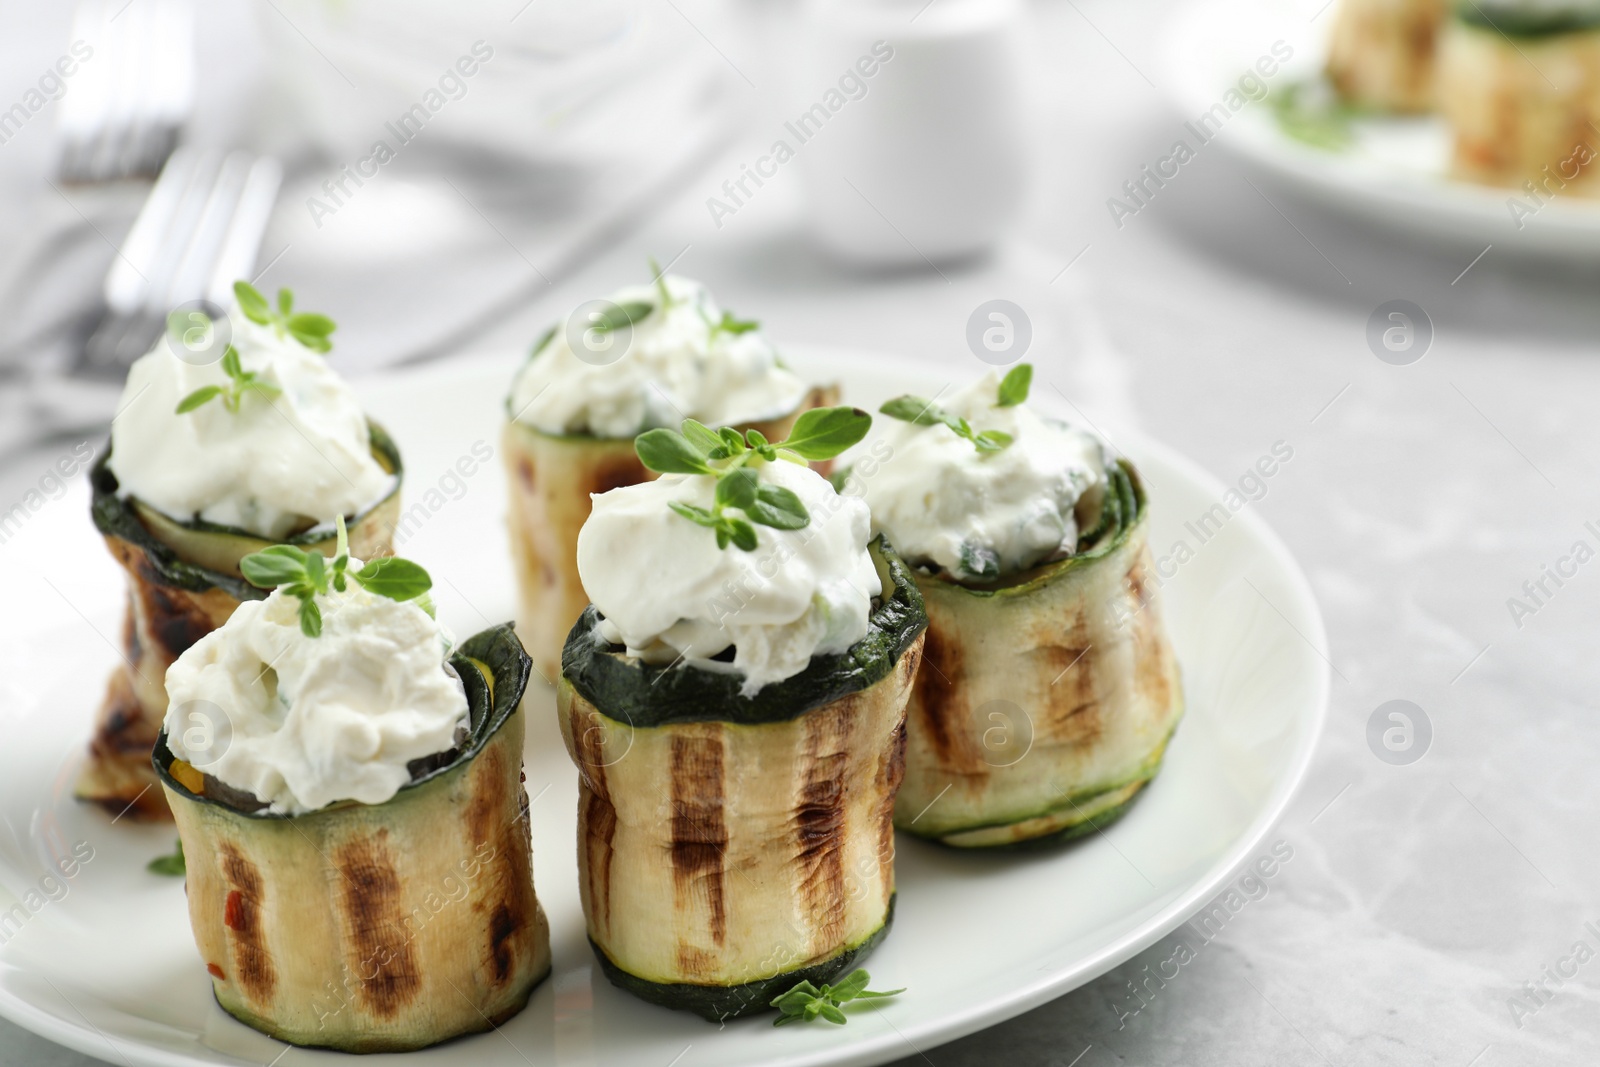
[0,349,1327,1067]
[1160,0,1600,256]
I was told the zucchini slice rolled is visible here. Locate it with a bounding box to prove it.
[503,384,839,683]
[556,539,926,1021]
[1438,6,1600,194]
[1325,0,1448,112]
[893,461,1184,848]
[154,623,550,1052]
[79,424,401,820]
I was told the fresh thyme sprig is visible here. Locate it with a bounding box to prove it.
[879,397,1013,452]
[771,969,904,1026]
[879,363,1034,451]
[239,517,433,637]
[635,406,871,551]
[174,345,281,415]
[233,280,337,353]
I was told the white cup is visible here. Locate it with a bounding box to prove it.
[795,0,1031,266]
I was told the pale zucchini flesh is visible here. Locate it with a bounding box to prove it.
[155,624,551,1052]
[1325,0,1447,112]
[892,463,1185,848]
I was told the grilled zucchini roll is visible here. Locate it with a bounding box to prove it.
[502,270,836,681]
[154,535,549,1052]
[557,411,925,1021]
[1438,1,1600,193]
[82,285,400,820]
[1326,0,1448,111]
[853,367,1183,849]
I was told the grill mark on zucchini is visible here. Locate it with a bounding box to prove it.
[591,453,649,497]
[874,721,908,894]
[669,735,729,957]
[145,582,214,658]
[219,843,276,1001]
[336,832,421,1017]
[913,626,967,765]
[488,903,519,984]
[795,708,851,953]
[572,711,619,936]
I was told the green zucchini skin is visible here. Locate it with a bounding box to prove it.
[892,461,1185,848]
[79,424,403,820]
[561,536,926,728]
[155,623,551,1053]
[588,898,895,1022]
[1454,1,1600,37]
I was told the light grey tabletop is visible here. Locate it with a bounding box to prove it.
[3,0,1598,1065]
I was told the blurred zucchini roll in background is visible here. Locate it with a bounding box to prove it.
[1326,0,1448,111]
[1438,0,1600,193]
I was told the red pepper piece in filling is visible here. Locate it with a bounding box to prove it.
[223,889,244,930]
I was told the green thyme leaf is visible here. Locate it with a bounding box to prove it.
[881,393,1015,454]
[298,596,323,638]
[974,429,1014,451]
[771,970,901,1026]
[592,300,654,332]
[174,385,225,414]
[745,484,809,529]
[352,557,432,602]
[669,500,719,527]
[781,406,871,460]
[724,516,758,551]
[147,838,185,876]
[996,363,1032,406]
[879,395,951,429]
[636,428,714,475]
[240,544,315,588]
[233,279,337,353]
[681,419,726,456]
[234,280,272,325]
[711,310,759,337]
[648,256,674,309]
[715,468,760,510]
[529,324,557,360]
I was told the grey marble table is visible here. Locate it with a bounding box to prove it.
[3,0,1598,1064]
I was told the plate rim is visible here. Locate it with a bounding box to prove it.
[0,346,1331,1067]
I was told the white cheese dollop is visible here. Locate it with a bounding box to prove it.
[508,274,809,438]
[576,460,880,696]
[163,567,468,815]
[108,315,392,541]
[858,371,1110,581]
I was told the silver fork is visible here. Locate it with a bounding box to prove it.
[8,149,282,459]
[56,0,196,184]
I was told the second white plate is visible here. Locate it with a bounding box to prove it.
[1160,0,1600,257]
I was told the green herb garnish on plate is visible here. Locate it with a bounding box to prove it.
[771,969,904,1026]
[148,838,185,876]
